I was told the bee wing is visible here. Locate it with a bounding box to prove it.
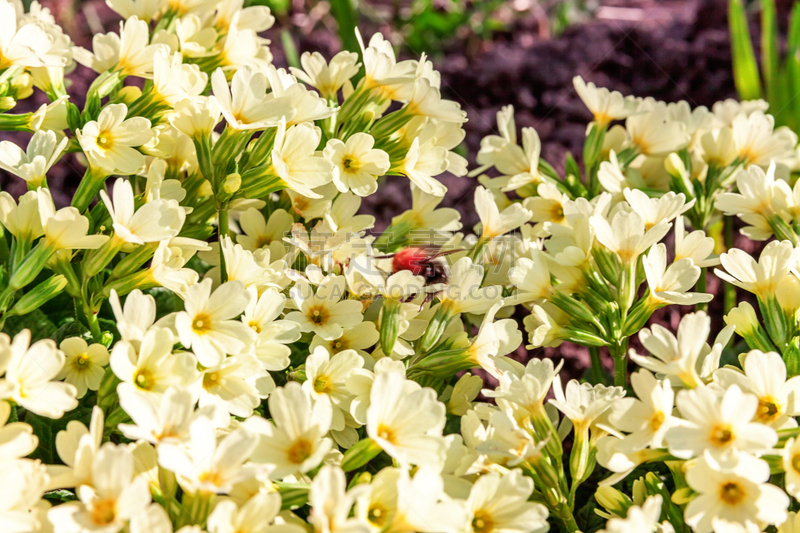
[429,248,466,259]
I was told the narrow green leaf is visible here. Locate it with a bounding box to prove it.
[761,0,779,99]
[760,0,790,127]
[329,0,360,54]
[280,30,300,69]
[787,2,800,130]
[729,0,762,100]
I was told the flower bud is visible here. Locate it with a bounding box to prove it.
[778,275,800,317]
[211,126,252,167]
[223,172,241,195]
[759,295,790,350]
[84,237,125,278]
[379,298,402,357]
[7,275,67,316]
[595,485,633,519]
[341,438,382,472]
[9,241,56,290]
[10,73,33,100]
[664,152,687,180]
[0,96,16,112]
[725,301,758,335]
[117,86,143,105]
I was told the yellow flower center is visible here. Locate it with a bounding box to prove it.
[550,204,565,223]
[342,156,360,172]
[368,504,389,527]
[757,397,781,423]
[249,320,262,334]
[709,424,734,447]
[472,510,495,533]
[97,132,114,150]
[594,112,612,127]
[376,424,396,444]
[308,307,327,325]
[193,314,212,333]
[203,371,221,389]
[133,369,155,391]
[198,469,224,488]
[650,411,665,432]
[287,438,313,464]
[72,353,91,371]
[254,235,272,249]
[332,340,345,352]
[313,376,333,394]
[719,481,746,505]
[91,498,117,525]
[792,453,800,474]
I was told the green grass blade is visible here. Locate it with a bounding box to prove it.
[787,2,800,130]
[729,0,763,100]
[330,0,360,54]
[281,30,300,68]
[761,0,779,101]
[758,0,791,128]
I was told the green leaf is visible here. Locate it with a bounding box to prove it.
[760,0,792,127]
[761,0,779,98]
[280,30,300,69]
[729,0,762,100]
[2,308,56,342]
[146,287,185,320]
[53,318,88,344]
[329,0,360,54]
[787,3,800,130]
[44,489,77,503]
[24,405,94,465]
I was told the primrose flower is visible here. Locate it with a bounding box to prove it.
[77,104,153,175]
[573,76,639,126]
[667,384,777,461]
[0,330,78,418]
[47,443,152,532]
[244,382,333,479]
[590,210,671,264]
[0,189,45,242]
[110,327,198,396]
[325,133,390,197]
[212,67,295,130]
[685,452,788,533]
[55,337,109,399]
[157,417,259,494]
[174,278,256,367]
[366,361,447,467]
[269,121,335,198]
[0,130,67,188]
[286,276,364,341]
[100,178,184,245]
[290,50,360,98]
[715,240,795,298]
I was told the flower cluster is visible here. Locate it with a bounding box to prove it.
[2,0,800,532]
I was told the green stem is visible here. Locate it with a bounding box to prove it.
[218,206,229,284]
[84,302,102,340]
[611,338,629,387]
[724,215,737,314]
[589,346,606,385]
[468,237,488,263]
[72,167,105,212]
[556,503,580,533]
[696,267,707,312]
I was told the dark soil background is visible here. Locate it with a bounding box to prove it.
[0,0,778,377]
